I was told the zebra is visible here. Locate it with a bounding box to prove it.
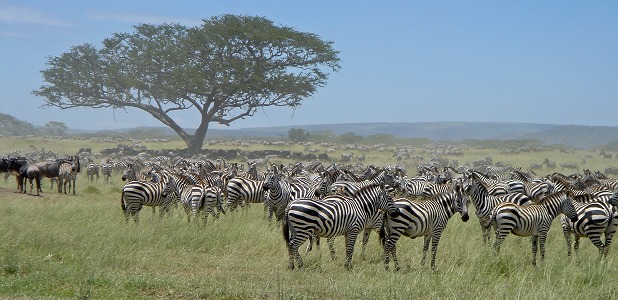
[380,181,469,270]
[120,174,173,223]
[312,181,399,260]
[225,176,267,212]
[58,157,80,194]
[470,170,525,196]
[465,171,533,244]
[421,181,454,198]
[100,158,113,183]
[491,190,578,266]
[262,165,320,223]
[561,199,618,259]
[86,163,99,183]
[282,182,399,270]
[523,180,555,200]
[121,163,152,182]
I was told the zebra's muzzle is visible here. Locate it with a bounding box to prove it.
[461,213,470,222]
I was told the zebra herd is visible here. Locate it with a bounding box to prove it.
[113,158,618,271]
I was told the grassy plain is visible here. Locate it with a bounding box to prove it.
[1,136,618,299]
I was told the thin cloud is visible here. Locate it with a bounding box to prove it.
[0,4,70,27]
[89,12,202,27]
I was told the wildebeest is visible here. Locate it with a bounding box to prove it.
[36,156,79,193]
[7,157,41,196]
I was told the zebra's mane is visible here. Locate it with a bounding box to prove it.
[365,168,387,181]
[535,190,572,205]
[347,181,385,196]
[470,172,491,191]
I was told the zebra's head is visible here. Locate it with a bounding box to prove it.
[609,190,618,206]
[377,183,399,218]
[562,191,579,222]
[121,164,135,181]
[453,179,469,222]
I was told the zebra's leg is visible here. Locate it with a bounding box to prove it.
[327,237,336,261]
[480,219,491,245]
[573,236,581,255]
[288,240,304,270]
[430,233,444,270]
[588,233,605,259]
[361,230,371,260]
[183,204,192,222]
[530,235,539,266]
[305,235,314,252]
[493,230,509,255]
[420,235,431,266]
[562,227,573,257]
[343,231,359,271]
[603,225,616,257]
[383,232,402,271]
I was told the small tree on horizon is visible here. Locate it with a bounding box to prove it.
[33,14,340,154]
[44,121,69,136]
[288,128,310,142]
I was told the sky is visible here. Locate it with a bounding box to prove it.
[1,1,618,131]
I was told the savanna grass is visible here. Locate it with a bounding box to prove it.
[1,137,618,299]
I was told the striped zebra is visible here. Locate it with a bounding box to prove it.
[100,158,113,183]
[120,174,173,223]
[313,181,399,260]
[262,165,320,223]
[86,163,99,183]
[121,163,151,182]
[421,181,454,197]
[58,157,80,194]
[380,181,469,270]
[466,172,533,244]
[162,170,223,223]
[225,176,266,212]
[283,183,399,270]
[491,190,578,266]
[471,170,525,196]
[523,180,555,200]
[561,198,617,259]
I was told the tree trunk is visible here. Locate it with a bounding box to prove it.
[186,120,210,154]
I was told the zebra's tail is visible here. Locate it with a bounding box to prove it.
[282,212,290,251]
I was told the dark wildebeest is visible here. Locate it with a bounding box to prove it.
[0,157,9,173]
[7,157,41,196]
[36,157,78,194]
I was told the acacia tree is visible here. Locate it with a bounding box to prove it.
[33,14,340,153]
[44,121,69,136]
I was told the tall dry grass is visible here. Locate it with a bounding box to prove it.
[1,137,617,299]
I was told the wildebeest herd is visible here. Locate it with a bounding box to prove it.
[2,148,618,271]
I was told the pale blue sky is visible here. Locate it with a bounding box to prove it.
[1,1,617,130]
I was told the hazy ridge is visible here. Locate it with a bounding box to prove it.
[89,122,618,149]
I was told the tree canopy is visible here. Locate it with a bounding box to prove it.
[33,14,340,153]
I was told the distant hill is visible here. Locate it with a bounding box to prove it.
[81,122,618,149]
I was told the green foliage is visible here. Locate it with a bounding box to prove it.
[288,128,310,142]
[44,121,69,136]
[338,132,363,144]
[462,139,542,149]
[0,113,35,136]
